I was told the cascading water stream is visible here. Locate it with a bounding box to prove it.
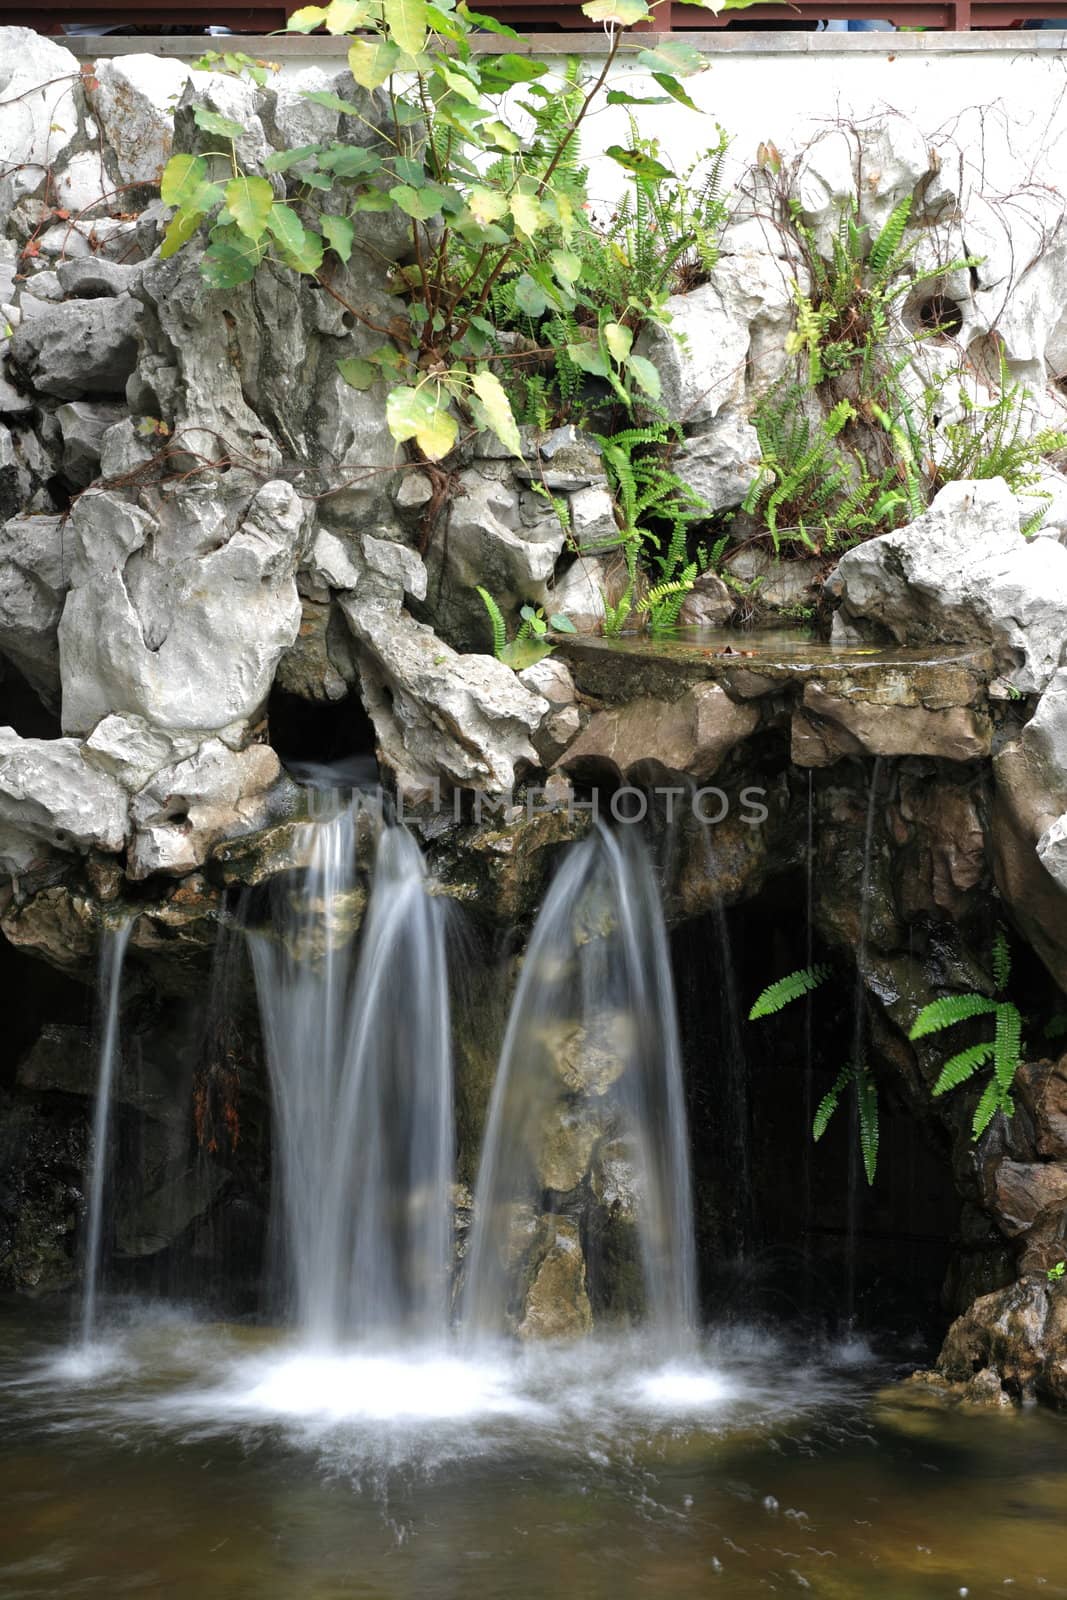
[250,798,453,1347]
[845,756,884,1326]
[80,918,133,1347]
[463,824,697,1346]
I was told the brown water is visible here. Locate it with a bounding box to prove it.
[2,1305,1066,1600]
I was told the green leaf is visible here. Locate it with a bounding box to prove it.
[384,0,428,55]
[972,1077,1001,1139]
[478,55,547,88]
[857,1067,879,1186]
[264,144,322,172]
[636,38,706,75]
[549,614,577,633]
[550,248,581,287]
[337,356,378,389]
[514,274,547,318]
[651,72,701,112]
[483,118,521,153]
[265,202,307,255]
[321,214,355,262]
[603,321,633,363]
[626,353,661,400]
[202,239,262,288]
[567,341,610,379]
[500,637,554,670]
[318,145,381,178]
[605,89,670,107]
[192,107,245,140]
[160,153,208,208]
[472,369,522,458]
[749,964,831,1021]
[304,90,366,115]
[279,227,324,275]
[386,384,458,460]
[909,994,999,1040]
[994,1001,1022,1093]
[354,190,395,213]
[348,37,401,89]
[813,1064,851,1141]
[390,184,443,221]
[605,144,674,181]
[932,1042,995,1097]
[456,3,520,34]
[435,62,482,105]
[581,0,649,20]
[225,175,274,241]
[160,206,204,259]
[287,4,327,29]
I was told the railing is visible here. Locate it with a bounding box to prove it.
[7,0,1067,31]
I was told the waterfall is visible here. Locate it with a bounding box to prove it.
[250,800,454,1347]
[846,757,884,1325]
[463,824,697,1344]
[80,918,133,1347]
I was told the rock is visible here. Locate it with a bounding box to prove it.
[56,400,126,486]
[726,547,823,616]
[0,372,33,422]
[674,409,762,513]
[92,55,192,186]
[542,556,610,634]
[0,728,128,869]
[273,599,354,704]
[0,1091,85,1294]
[517,1216,593,1340]
[678,572,733,628]
[512,425,605,492]
[0,426,19,521]
[798,681,992,764]
[832,479,1067,694]
[1016,1058,1067,1160]
[562,682,759,785]
[55,258,142,300]
[993,1160,1067,1237]
[9,295,141,401]
[394,469,434,511]
[427,466,566,650]
[939,1275,1067,1408]
[363,533,427,603]
[1,883,96,970]
[127,741,288,879]
[0,514,66,708]
[0,31,80,230]
[340,597,547,795]
[57,479,304,741]
[82,713,194,792]
[568,485,618,551]
[635,254,798,432]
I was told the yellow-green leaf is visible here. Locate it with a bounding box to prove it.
[225,175,274,241]
[337,356,378,389]
[472,370,521,458]
[550,249,581,287]
[510,192,546,239]
[435,63,482,105]
[348,37,401,89]
[469,185,508,225]
[483,119,521,153]
[160,153,207,209]
[323,0,368,29]
[160,206,204,259]
[386,384,457,460]
[287,4,327,28]
[604,321,633,363]
[384,0,427,56]
[626,353,661,400]
[581,0,649,21]
[265,202,307,255]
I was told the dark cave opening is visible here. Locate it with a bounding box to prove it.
[267,683,379,780]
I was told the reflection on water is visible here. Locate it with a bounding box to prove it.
[2,1303,1067,1599]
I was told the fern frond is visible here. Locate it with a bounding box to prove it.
[749,964,831,1021]
[972,1076,1002,1139]
[475,586,508,659]
[909,994,999,1040]
[993,1001,1022,1093]
[992,927,1012,994]
[932,1041,995,1096]
[813,1063,851,1141]
[868,196,912,277]
[857,1065,879,1186]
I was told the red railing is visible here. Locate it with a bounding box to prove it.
[9,0,1067,31]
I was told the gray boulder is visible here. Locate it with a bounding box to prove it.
[57,479,305,740]
[0,512,68,706]
[9,296,142,400]
[833,478,1067,694]
[128,739,291,878]
[56,401,126,487]
[0,728,128,871]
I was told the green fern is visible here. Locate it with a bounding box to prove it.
[813,1063,851,1141]
[749,963,831,1020]
[857,1063,879,1187]
[476,586,507,659]
[910,926,1024,1139]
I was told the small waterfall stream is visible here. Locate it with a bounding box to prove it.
[463,824,697,1345]
[80,919,133,1347]
[250,799,454,1347]
[845,757,884,1325]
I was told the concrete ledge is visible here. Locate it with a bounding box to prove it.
[57,30,1067,58]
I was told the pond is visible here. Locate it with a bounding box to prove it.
[3,1304,1066,1600]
